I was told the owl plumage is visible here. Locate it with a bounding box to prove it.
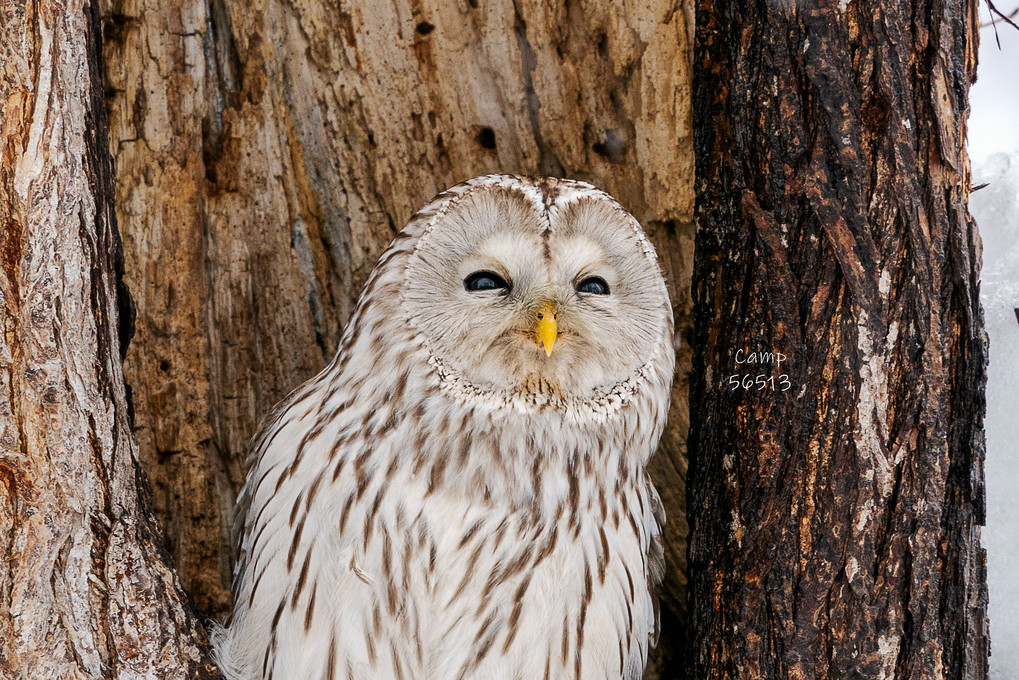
[213,175,675,680]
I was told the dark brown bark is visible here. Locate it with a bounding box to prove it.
[0,1,217,677]
[688,0,989,678]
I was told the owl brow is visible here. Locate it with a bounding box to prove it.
[407,181,547,287]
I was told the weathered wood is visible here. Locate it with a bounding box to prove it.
[100,0,696,672]
[688,0,989,678]
[0,1,218,677]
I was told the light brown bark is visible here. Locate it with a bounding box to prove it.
[100,0,696,672]
[0,1,217,678]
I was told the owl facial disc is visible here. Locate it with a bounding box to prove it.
[402,175,671,402]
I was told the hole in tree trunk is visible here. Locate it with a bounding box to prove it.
[477,126,497,150]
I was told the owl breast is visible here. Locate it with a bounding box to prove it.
[301,429,660,680]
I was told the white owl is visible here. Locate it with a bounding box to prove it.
[213,175,675,680]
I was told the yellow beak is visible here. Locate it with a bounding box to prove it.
[535,302,557,356]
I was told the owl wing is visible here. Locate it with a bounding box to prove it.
[647,473,666,648]
[218,381,398,680]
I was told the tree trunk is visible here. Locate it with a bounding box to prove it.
[0,1,217,678]
[688,0,988,678]
[99,0,696,674]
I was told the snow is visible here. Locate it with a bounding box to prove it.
[972,151,1019,680]
[970,9,1019,164]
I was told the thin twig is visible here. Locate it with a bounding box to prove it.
[984,0,1019,49]
[981,6,1019,29]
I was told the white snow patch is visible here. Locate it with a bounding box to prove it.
[877,635,901,680]
[856,499,873,531]
[855,314,893,497]
[971,150,1019,680]
[878,269,891,295]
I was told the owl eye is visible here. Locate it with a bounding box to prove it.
[464,271,510,292]
[576,276,610,295]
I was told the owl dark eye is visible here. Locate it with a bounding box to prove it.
[576,276,610,295]
[464,271,510,292]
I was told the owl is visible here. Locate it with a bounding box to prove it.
[212,175,675,680]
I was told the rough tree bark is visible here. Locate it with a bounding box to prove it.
[99,0,695,674]
[0,1,217,678]
[688,0,988,678]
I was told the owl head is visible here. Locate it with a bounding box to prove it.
[397,175,673,404]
